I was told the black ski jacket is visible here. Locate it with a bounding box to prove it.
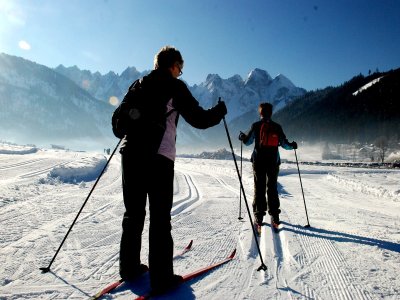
[122,69,226,154]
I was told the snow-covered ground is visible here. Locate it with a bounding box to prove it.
[0,143,399,300]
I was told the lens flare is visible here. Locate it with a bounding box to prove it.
[82,79,90,90]
[109,96,119,106]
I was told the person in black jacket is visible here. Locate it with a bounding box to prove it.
[239,103,296,230]
[119,45,227,294]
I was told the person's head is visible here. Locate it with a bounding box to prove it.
[154,45,184,78]
[258,102,273,118]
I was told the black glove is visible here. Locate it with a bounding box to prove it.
[215,100,227,117]
[291,141,298,149]
[238,132,246,141]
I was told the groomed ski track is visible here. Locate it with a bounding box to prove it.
[0,150,399,299]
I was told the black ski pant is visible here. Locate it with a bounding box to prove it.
[119,149,175,287]
[252,160,281,224]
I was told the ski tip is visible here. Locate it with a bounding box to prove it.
[90,279,124,300]
[187,240,193,249]
[229,249,237,259]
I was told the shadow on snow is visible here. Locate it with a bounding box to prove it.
[281,221,400,253]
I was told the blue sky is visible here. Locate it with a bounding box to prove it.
[1,0,399,90]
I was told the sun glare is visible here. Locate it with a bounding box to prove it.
[18,40,31,50]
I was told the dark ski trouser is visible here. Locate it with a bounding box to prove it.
[120,149,175,287]
[252,160,281,224]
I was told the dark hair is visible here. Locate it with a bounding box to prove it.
[258,102,273,118]
[154,46,184,70]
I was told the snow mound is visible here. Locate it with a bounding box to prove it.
[179,148,248,161]
[327,173,400,202]
[0,143,38,154]
[47,155,107,183]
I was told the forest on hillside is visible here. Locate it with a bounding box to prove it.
[274,69,400,149]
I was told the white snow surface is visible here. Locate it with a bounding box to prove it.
[0,143,399,299]
[353,76,384,96]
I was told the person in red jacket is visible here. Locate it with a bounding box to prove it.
[119,46,227,295]
[239,102,296,231]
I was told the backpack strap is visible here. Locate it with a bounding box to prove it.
[165,108,176,118]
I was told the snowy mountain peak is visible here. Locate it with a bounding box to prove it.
[229,74,243,80]
[120,66,141,80]
[245,68,273,85]
[54,64,148,102]
[205,73,222,83]
[55,64,91,76]
[204,74,224,91]
[273,74,296,88]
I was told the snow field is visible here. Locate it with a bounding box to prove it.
[0,145,399,299]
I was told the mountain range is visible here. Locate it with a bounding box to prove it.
[1,52,398,152]
[0,53,305,151]
[0,54,114,150]
[54,64,305,122]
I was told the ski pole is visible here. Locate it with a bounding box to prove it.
[238,141,243,220]
[219,98,267,271]
[294,149,310,228]
[40,138,123,273]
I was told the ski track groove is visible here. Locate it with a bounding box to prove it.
[18,161,75,179]
[171,171,199,215]
[172,162,243,297]
[1,194,121,253]
[173,170,189,199]
[0,157,46,170]
[268,224,304,300]
[282,175,374,300]
[83,160,240,298]
[292,225,372,300]
[1,155,393,299]
[89,158,123,195]
[0,153,124,290]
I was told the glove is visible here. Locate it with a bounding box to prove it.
[215,100,227,117]
[238,132,246,141]
[291,141,298,149]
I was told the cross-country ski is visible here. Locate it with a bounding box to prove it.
[90,240,193,300]
[134,249,236,300]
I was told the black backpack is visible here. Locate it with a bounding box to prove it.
[111,78,176,154]
[111,79,142,139]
